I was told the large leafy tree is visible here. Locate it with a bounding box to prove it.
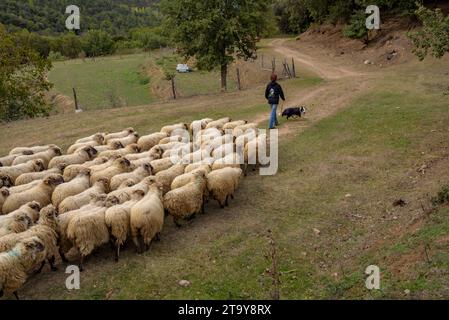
[0,25,52,122]
[162,0,269,91]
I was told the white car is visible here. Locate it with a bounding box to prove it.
[176,64,191,73]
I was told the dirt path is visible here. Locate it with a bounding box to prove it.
[271,39,364,80]
[254,39,372,136]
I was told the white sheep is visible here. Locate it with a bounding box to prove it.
[205,117,231,129]
[233,123,258,137]
[67,140,103,155]
[207,167,242,208]
[2,174,64,214]
[109,163,153,191]
[91,141,123,154]
[104,128,135,143]
[62,157,108,182]
[15,163,67,186]
[223,120,248,130]
[212,153,243,171]
[107,133,139,148]
[90,157,133,186]
[107,176,156,204]
[5,180,41,195]
[58,178,109,213]
[0,205,59,273]
[48,146,97,169]
[155,163,187,195]
[0,151,31,167]
[212,143,235,160]
[160,123,188,135]
[0,212,32,237]
[150,158,175,174]
[75,133,105,145]
[184,159,214,173]
[98,144,140,159]
[11,147,62,168]
[52,169,91,208]
[9,144,58,156]
[0,159,45,184]
[130,183,164,253]
[105,190,145,261]
[163,172,206,227]
[57,196,107,262]
[137,132,168,152]
[0,202,41,224]
[0,237,46,300]
[171,168,211,203]
[67,198,115,271]
[201,134,234,149]
[189,118,214,135]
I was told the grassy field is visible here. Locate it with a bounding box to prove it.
[48,54,153,111]
[1,39,449,300]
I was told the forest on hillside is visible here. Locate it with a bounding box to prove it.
[0,0,160,36]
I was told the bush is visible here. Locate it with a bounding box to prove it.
[48,51,68,62]
[82,30,116,57]
[0,25,52,122]
[432,184,449,206]
[343,11,368,40]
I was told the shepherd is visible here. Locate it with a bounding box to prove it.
[265,74,286,130]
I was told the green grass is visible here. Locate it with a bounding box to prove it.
[48,54,153,111]
[155,54,238,96]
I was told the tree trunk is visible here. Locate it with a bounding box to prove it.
[220,64,227,92]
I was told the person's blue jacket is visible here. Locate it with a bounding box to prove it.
[265,81,285,105]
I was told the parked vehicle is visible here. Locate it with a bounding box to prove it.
[176,64,192,73]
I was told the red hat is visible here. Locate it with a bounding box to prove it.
[271,74,278,82]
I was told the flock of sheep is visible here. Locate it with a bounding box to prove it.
[0,117,267,299]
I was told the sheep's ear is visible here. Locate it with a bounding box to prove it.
[133,189,145,198]
[1,188,9,197]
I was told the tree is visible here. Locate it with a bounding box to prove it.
[0,25,53,122]
[409,5,449,60]
[82,30,116,57]
[162,0,269,91]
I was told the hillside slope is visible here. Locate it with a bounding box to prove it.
[0,0,159,35]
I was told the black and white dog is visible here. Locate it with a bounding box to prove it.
[282,106,307,120]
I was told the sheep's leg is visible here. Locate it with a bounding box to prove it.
[139,235,145,254]
[174,218,182,228]
[218,199,225,209]
[35,261,46,274]
[0,289,3,298]
[79,255,85,272]
[13,291,20,300]
[115,244,120,262]
[132,236,140,254]
[244,164,248,177]
[49,256,58,272]
[155,233,161,242]
[231,194,235,200]
[225,195,230,207]
[59,248,68,263]
[201,201,205,215]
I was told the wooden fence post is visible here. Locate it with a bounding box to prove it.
[236,68,242,91]
[171,77,177,100]
[72,87,80,111]
[292,58,296,78]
